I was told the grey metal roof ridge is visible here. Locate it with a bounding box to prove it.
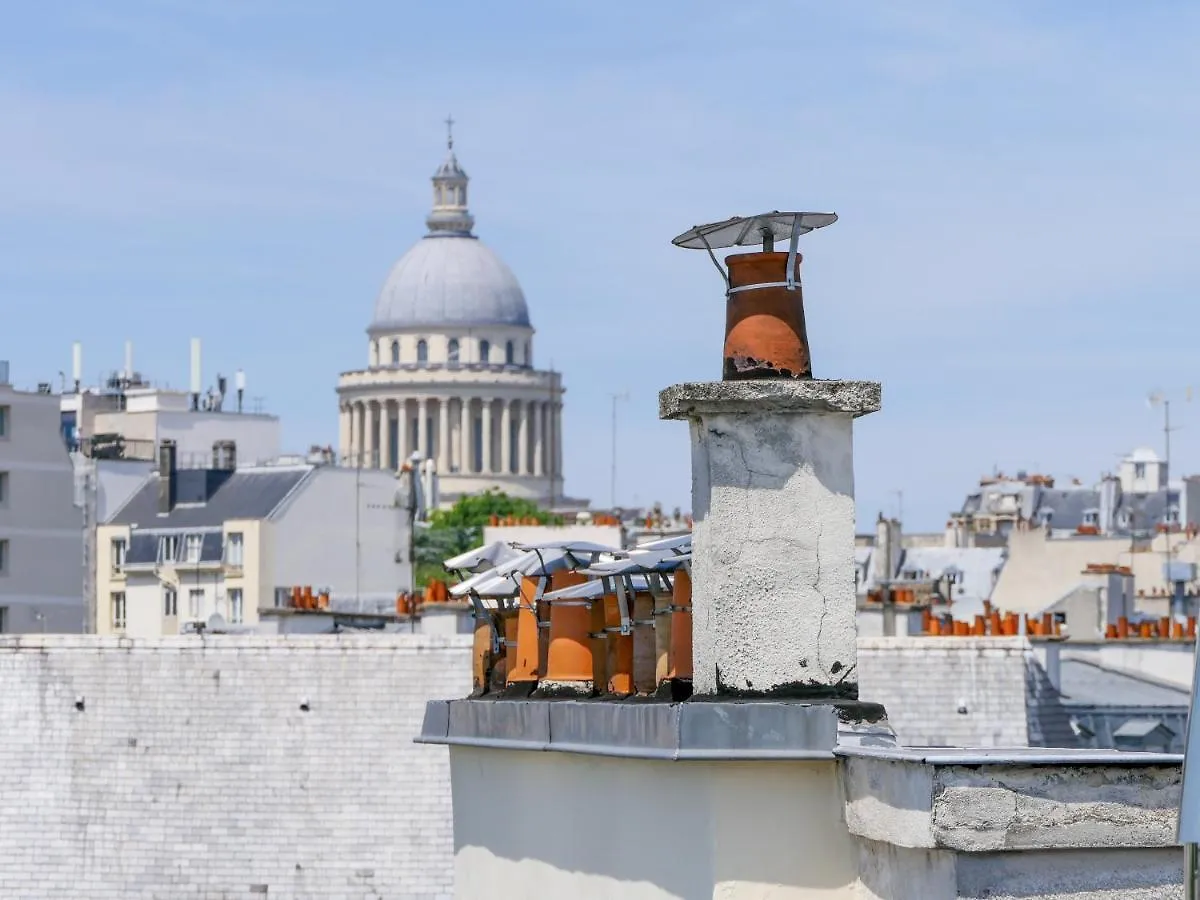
[415,698,848,760]
[835,743,1183,766]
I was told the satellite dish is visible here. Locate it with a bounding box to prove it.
[207,612,228,632]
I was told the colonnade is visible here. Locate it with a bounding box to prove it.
[339,396,562,478]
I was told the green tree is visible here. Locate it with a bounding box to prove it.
[413,490,556,588]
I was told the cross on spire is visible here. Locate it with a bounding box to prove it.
[445,114,455,151]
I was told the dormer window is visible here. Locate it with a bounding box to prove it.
[157,535,180,563]
[1135,462,1147,479]
[1082,510,1099,527]
[183,533,203,563]
[1118,509,1132,528]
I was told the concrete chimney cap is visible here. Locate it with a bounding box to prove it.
[660,379,881,421]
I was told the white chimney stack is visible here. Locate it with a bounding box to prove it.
[71,342,82,392]
[190,338,202,410]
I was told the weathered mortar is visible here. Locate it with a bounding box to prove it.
[0,634,471,899]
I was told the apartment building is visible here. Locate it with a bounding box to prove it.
[95,441,411,636]
[0,362,85,631]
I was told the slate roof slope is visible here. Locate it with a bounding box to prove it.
[1058,658,1190,707]
[857,637,1079,750]
[107,466,314,529]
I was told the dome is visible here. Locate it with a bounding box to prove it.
[371,235,531,331]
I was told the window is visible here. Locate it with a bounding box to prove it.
[158,535,179,563]
[229,588,243,624]
[188,589,204,619]
[225,532,244,567]
[0,539,8,574]
[0,471,7,504]
[448,338,460,363]
[416,339,428,365]
[524,342,531,366]
[163,587,177,618]
[1082,510,1099,527]
[111,592,126,630]
[0,405,8,438]
[390,340,400,365]
[183,534,203,564]
[479,339,490,363]
[111,538,127,574]
[505,340,515,365]
[1135,462,1147,479]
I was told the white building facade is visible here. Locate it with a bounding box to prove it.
[0,363,85,632]
[336,132,566,506]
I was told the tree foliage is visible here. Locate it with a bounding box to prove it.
[428,489,551,530]
[413,490,555,588]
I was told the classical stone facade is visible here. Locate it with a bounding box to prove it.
[336,128,565,505]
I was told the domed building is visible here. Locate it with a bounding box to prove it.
[336,129,565,505]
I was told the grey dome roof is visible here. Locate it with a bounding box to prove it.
[370,235,531,331]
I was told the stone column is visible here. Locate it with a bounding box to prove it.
[417,398,428,461]
[438,397,450,472]
[397,398,409,463]
[378,399,391,471]
[460,397,472,474]
[660,380,880,698]
[367,401,379,469]
[338,403,351,463]
[517,400,529,475]
[553,401,563,483]
[532,400,543,476]
[500,399,512,474]
[481,399,493,473]
[350,401,362,467]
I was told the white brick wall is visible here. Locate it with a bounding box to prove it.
[857,637,1032,748]
[0,633,471,899]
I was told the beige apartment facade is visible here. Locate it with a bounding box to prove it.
[95,449,411,636]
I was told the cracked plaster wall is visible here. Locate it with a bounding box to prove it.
[689,409,857,696]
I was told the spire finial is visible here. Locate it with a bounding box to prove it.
[445,114,455,151]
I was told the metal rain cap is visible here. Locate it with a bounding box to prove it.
[542,575,653,602]
[511,539,619,554]
[585,550,690,576]
[449,569,519,599]
[632,534,693,554]
[671,212,837,251]
[444,541,522,573]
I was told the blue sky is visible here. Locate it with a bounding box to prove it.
[4,1,1200,530]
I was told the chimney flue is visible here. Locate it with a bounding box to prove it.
[71,341,82,393]
[190,338,202,411]
[235,369,245,413]
[157,439,178,514]
[663,210,880,700]
[672,212,837,381]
